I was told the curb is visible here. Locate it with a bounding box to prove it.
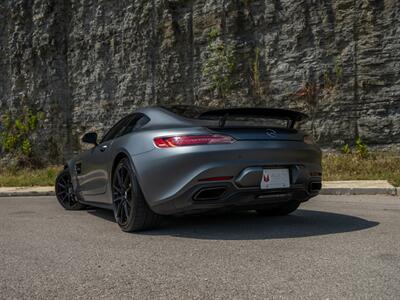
[321,180,398,196]
[0,188,55,198]
[0,191,55,197]
[320,187,397,196]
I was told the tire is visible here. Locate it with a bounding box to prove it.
[55,169,86,210]
[112,158,161,232]
[256,200,301,216]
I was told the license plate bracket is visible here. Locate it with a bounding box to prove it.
[260,168,290,189]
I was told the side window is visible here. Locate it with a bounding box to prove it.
[120,114,150,136]
[101,116,131,143]
[133,115,150,130]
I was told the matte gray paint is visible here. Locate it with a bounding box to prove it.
[67,107,322,214]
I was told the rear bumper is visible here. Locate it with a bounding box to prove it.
[150,164,322,215]
[132,140,322,215]
[151,180,321,215]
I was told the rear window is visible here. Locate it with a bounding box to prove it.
[163,105,206,119]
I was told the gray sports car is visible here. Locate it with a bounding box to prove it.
[55,106,322,232]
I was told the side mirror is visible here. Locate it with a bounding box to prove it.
[82,132,98,146]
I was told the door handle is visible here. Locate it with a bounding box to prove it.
[99,145,108,152]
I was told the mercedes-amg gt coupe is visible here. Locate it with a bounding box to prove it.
[55,106,322,232]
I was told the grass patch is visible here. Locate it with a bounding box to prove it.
[323,153,400,187]
[0,166,61,187]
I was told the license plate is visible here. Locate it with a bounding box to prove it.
[260,168,290,189]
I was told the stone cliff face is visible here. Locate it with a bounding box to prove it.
[1,0,399,161]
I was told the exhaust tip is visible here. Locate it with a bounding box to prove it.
[309,182,322,192]
[193,187,227,201]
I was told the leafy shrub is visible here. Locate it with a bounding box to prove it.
[342,143,351,154]
[202,27,236,98]
[355,137,369,159]
[341,138,369,159]
[322,56,343,91]
[0,105,44,168]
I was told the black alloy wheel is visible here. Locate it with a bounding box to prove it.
[112,162,133,227]
[112,158,161,232]
[55,169,85,210]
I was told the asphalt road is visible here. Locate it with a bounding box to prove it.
[0,195,399,299]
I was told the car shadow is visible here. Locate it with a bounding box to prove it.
[87,208,379,241]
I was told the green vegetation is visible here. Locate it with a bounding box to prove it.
[207,26,219,40]
[342,143,351,155]
[251,47,262,98]
[0,166,61,187]
[323,56,343,91]
[326,139,399,186]
[334,56,343,83]
[323,152,400,187]
[323,69,334,90]
[202,27,236,98]
[0,104,44,167]
[342,137,369,158]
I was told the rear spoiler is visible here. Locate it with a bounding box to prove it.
[199,108,308,128]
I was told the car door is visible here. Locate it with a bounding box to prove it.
[77,115,133,197]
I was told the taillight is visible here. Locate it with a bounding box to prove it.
[154,135,236,148]
[198,176,233,182]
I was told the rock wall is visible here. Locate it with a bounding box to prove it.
[1,0,400,162]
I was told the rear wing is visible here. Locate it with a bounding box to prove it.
[198,108,308,128]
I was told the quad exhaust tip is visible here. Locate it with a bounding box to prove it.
[193,187,227,201]
[309,182,322,192]
[194,182,321,201]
